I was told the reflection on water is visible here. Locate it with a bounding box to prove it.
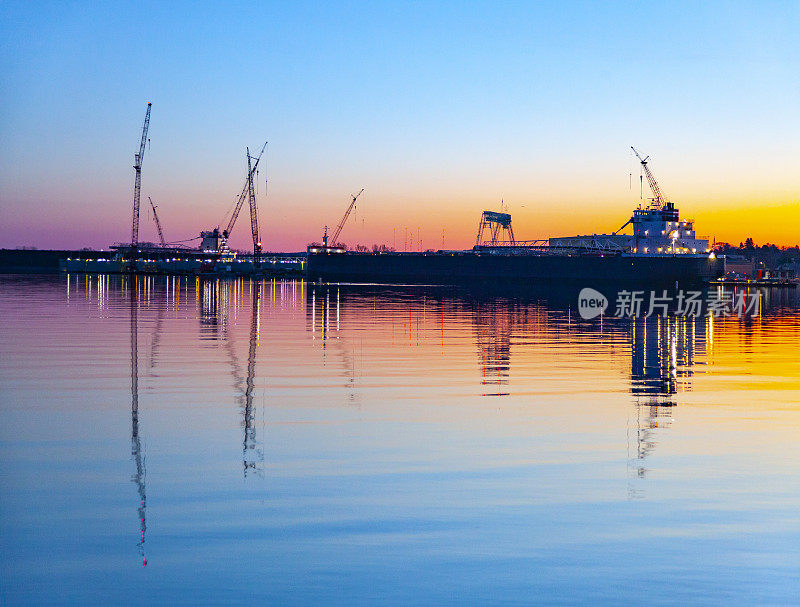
[308,287,361,404]
[628,316,708,483]
[630,315,707,397]
[2,275,800,604]
[240,282,262,476]
[129,277,147,568]
[472,299,513,395]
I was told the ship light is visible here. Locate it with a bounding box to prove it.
[709,251,714,258]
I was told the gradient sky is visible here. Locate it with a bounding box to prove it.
[1,1,798,252]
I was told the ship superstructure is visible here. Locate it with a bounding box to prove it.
[549,201,710,256]
[628,202,708,255]
[551,148,710,256]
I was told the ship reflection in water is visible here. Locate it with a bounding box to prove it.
[627,315,707,496]
[2,274,800,604]
[305,284,729,495]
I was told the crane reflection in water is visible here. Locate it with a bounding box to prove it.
[239,281,263,476]
[201,277,266,477]
[128,275,147,568]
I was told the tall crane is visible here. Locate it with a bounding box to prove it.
[221,142,267,244]
[246,147,262,263]
[631,147,667,208]
[131,103,152,254]
[324,189,364,247]
[148,197,166,247]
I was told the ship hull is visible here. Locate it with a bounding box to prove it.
[307,251,724,288]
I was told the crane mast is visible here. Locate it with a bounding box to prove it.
[631,146,666,208]
[131,103,152,254]
[246,147,262,263]
[327,188,364,247]
[223,141,267,240]
[148,197,166,247]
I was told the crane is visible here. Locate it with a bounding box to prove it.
[246,146,262,263]
[148,197,166,247]
[221,142,267,243]
[631,147,667,208]
[131,103,152,255]
[324,188,364,247]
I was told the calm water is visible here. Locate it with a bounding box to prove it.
[1,274,800,605]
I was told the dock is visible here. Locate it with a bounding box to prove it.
[712,278,798,289]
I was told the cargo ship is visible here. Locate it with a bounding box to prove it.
[307,150,725,287]
[307,202,724,288]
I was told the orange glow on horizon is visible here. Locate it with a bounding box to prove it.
[256,194,800,252]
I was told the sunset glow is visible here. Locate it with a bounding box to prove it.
[1,2,798,252]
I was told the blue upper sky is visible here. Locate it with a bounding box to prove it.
[1,1,798,249]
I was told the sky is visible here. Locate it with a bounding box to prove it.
[1,1,799,252]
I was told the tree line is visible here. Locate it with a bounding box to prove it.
[713,239,800,268]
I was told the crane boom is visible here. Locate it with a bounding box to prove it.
[631,146,666,207]
[148,197,166,247]
[246,147,262,261]
[131,103,152,251]
[330,188,364,246]
[223,141,267,239]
